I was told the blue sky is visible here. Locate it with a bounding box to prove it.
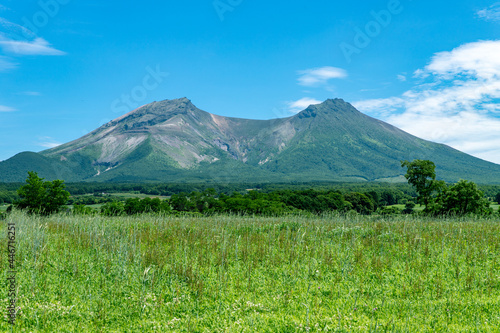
[1,0,500,163]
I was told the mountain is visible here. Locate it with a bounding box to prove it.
[1,97,500,183]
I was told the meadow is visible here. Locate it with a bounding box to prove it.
[1,211,500,332]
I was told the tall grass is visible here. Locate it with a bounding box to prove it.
[1,211,500,331]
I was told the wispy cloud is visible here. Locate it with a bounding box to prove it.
[17,91,42,96]
[0,18,65,56]
[354,40,500,164]
[287,97,322,113]
[0,18,36,40]
[477,3,500,22]
[353,97,405,117]
[297,66,347,86]
[0,36,66,56]
[37,137,63,148]
[0,56,17,71]
[397,74,407,82]
[0,105,16,112]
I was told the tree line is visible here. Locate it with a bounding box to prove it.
[85,188,381,216]
[2,161,500,218]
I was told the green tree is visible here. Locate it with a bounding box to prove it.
[435,180,492,216]
[380,190,397,206]
[366,191,380,209]
[124,198,142,214]
[15,171,70,215]
[170,193,196,212]
[495,192,500,204]
[100,201,125,216]
[344,192,375,215]
[402,161,491,216]
[401,160,445,209]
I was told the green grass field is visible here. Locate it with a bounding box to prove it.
[390,203,499,212]
[2,212,500,331]
[389,204,425,212]
[105,192,170,200]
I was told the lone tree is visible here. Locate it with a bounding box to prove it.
[15,171,70,215]
[401,160,445,209]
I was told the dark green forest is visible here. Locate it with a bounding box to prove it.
[3,180,500,204]
[2,180,500,217]
[1,181,419,206]
[3,160,500,218]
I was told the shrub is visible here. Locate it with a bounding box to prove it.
[73,204,95,215]
[124,197,171,214]
[378,206,402,215]
[402,201,416,214]
[101,201,125,216]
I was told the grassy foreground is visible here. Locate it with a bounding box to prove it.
[1,212,500,332]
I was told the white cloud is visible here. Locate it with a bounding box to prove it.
[353,97,405,117]
[0,19,63,72]
[0,18,65,56]
[0,105,16,112]
[0,37,66,56]
[354,40,500,164]
[38,142,62,148]
[397,74,407,82]
[37,137,63,148]
[477,3,500,22]
[421,40,500,80]
[297,66,347,86]
[287,97,322,113]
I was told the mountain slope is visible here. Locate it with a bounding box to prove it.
[1,97,499,183]
[264,100,500,183]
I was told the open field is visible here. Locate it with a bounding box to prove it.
[105,192,170,200]
[389,204,425,212]
[1,212,500,331]
[390,204,500,213]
